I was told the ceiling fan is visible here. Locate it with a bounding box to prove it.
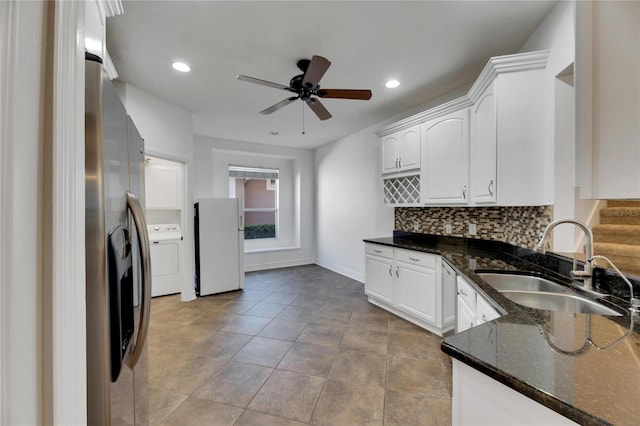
[237,55,372,121]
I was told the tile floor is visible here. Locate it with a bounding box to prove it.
[147,265,452,425]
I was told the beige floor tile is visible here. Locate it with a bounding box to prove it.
[159,396,243,426]
[232,336,293,368]
[309,307,353,327]
[386,357,449,397]
[277,305,315,322]
[387,332,441,361]
[347,311,389,332]
[389,316,435,337]
[193,361,272,408]
[384,389,452,426]
[234,410,309,426]
[258,319,308,341]
[296,323,346,347]
[148,266,454,424]
[277,342,337,377]
[191,331,252,358]
[248,369,325,423]
[221,315,272,335]
[139,387,188,425]
[262,291,298,305]
[289,294,327,309]
[340,328,388,354]
[244,302,287,318]
[328,349,386,387]
[149,352,227,395]
[311,379,384,426]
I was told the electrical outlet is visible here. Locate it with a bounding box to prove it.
[413,220,420,231]
[445,223,452,234]
[469,223,477,235]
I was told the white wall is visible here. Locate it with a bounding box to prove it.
[121,84,197,300]
[315,126,394,282]
[194,136,316,271]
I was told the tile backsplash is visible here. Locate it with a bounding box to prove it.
[395,205,553,249]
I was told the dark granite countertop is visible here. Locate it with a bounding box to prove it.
[364,232,640,426]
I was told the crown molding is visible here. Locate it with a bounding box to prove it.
[375,50,549,137]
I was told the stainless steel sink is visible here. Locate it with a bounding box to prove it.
[476,272,569,293]
[475,272,623,316]
[499,291,622,316]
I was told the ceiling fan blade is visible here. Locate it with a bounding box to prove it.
[316,89,372,100]
[302,55,331,88]
[260,97,298,115]
[237,75,292,92]
[306,98,332,121]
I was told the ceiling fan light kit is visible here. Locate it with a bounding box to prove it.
[237,55,373,121]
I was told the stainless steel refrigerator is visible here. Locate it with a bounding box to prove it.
[194,198,245,296]
[85,52,151,425]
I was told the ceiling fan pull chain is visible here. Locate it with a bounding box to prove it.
[302,102,305,135]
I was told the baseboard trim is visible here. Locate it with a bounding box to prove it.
[315,259,364,283]
[245,257,316,272]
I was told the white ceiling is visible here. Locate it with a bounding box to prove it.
[106,1,557,149]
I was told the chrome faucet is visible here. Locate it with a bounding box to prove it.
[537,219,594,289]
[589,255,640,314]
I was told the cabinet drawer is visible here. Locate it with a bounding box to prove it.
[457,276,477,312]
[365,243,394,259]
[395,249,438,268]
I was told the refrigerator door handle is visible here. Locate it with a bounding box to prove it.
[126,192,152,369]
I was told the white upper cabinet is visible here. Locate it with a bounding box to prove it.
[422,109,470,205]
[381,126,421,175]
[577,1,640,199]
[470,81,497,204]
[376,50,550,207]
[145,161,182,210]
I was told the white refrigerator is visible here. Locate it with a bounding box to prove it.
[194,198,245,296]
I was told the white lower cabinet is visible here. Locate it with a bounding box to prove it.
[453,360,578,425]
[456,276,501,332]
[364,243,454,336]
[364,247,394,304]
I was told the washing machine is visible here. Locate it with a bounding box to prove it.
[147,223,183,297]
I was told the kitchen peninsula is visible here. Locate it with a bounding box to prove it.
[364,232,640,425]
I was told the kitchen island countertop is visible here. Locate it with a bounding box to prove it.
[364,233,640,426]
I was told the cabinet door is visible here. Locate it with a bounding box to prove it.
[476,294,500,325]
[456,297,475,333]
[145,163,181,209]
[381,135,399,174]
[396,263,437,324]
[365,256,394,304]
[398,126,420,171]
[441,262,457,328]
[471,82,497,204]
[422,109,470,204]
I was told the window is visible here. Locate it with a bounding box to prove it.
[228,166,279,240]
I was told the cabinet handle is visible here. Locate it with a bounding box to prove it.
[459,289,468,296]
[408,257,420,262]
[388,265,393,277]
[482,314,488,322]
[488,180,494,197]
[445,268,451,276]
[462,185,467,200]
[395,267,399,278]
[374,249,382,254]
[398,157,402,168]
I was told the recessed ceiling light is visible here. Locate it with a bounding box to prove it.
[385,79,400,89]
[172,62,191,73]
[270,131,279,135]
